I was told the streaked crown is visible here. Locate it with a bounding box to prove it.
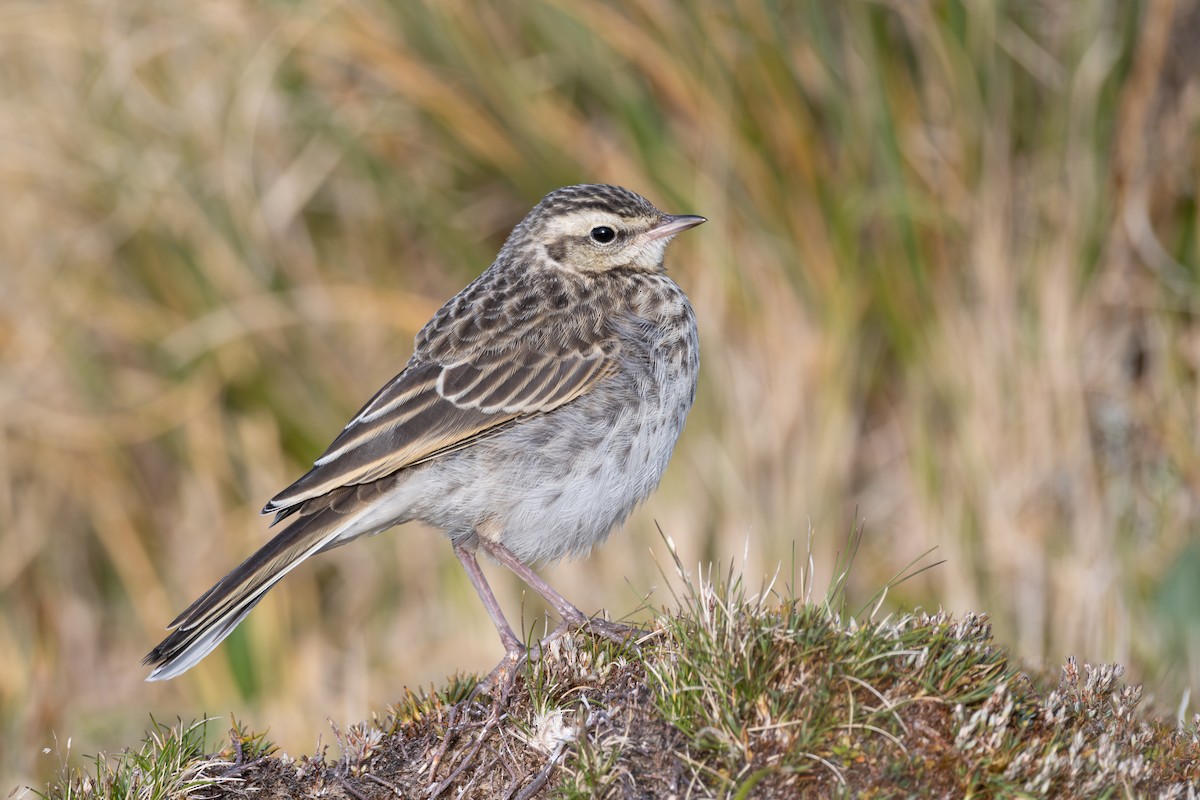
[525,184,660,223]
[506,184,704,275]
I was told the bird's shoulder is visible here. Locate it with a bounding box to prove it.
[414,263,621,363]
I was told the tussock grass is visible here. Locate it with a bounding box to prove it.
[29,718,273,800]
[26,554,1200,798]
[3,0,1199,788]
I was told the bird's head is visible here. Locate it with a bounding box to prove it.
[512,184,705,275]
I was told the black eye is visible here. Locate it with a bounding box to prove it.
[590,226,616,244]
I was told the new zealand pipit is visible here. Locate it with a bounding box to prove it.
[144,184,704,680]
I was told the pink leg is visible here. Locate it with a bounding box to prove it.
[453,542,525,656]
[476,538,587,625]
[477,538,644,648]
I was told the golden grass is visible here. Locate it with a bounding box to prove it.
[3,0,1198,788]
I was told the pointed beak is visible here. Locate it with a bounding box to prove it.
[645,214,707,241]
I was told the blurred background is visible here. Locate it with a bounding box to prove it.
[3,0,1199,787]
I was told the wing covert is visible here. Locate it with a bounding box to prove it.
[263,346,613,517]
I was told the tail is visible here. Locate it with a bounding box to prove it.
[144,487,376,681]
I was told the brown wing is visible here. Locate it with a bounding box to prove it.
[263,346,614,517]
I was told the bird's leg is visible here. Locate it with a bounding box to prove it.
[452,542,535,704]
[476,538,587,625]
[453,543,526,657]
[476,538,643,649]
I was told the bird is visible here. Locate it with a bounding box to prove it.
[144,183,705,681]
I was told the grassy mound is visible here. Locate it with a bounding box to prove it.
[29,552,1200,799]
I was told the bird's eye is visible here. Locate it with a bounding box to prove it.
[589,226,616,244]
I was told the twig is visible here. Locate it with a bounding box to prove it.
[363,772,404,796]
[337,776,370,800]
[512,745,566,800]
[427,712,502,798]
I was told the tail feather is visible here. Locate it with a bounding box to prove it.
[144,488,370,681]
[144,596,265,681]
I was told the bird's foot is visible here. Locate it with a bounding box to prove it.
[584,616,649,649]
[469,645,532,707]
[540,614,649,653]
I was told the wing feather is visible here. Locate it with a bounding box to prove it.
[263,345,613,516]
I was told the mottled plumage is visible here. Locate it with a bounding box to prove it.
[145,184,704,681]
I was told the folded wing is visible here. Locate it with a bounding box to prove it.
[263,346,614,518]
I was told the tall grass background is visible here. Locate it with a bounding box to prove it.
[2,0,1198,787]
